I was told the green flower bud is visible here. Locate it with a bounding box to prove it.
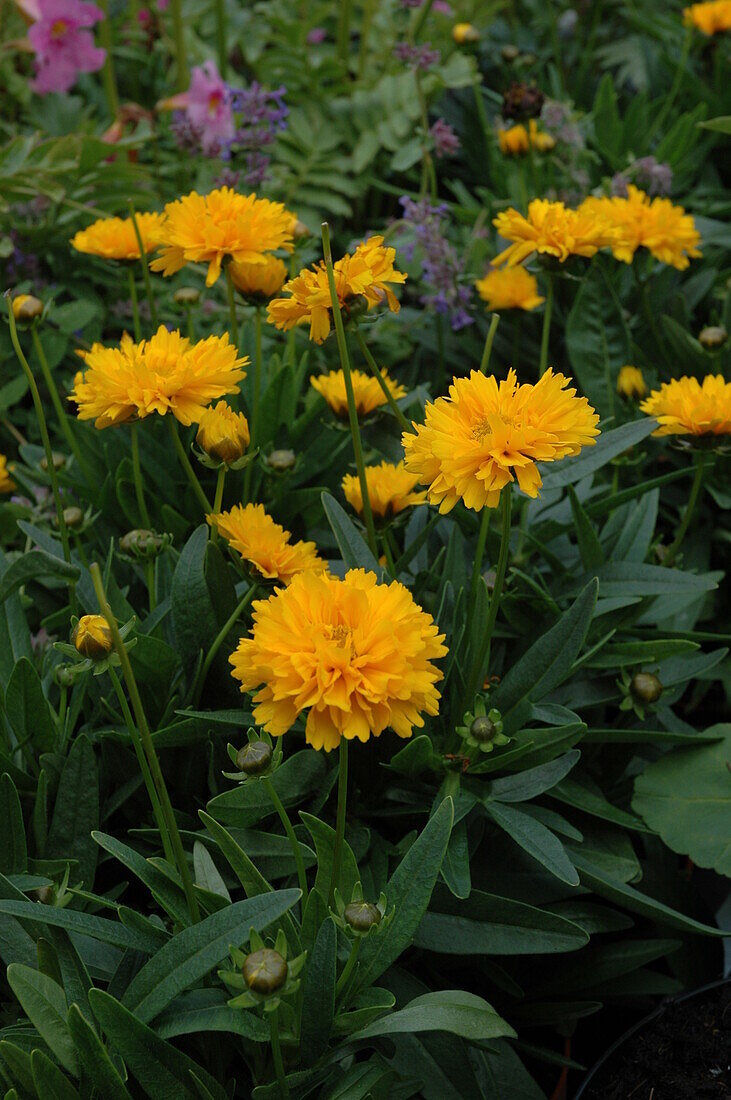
[344,901,382,933]
[242,948,288,994]
[266,449,296,472]
[119,529,166,557]
[236,740,272,775]
[470,715,499,743]
[630,671,663,705]
[40,452,66,472]
[59,506,84,529]
[501,44,520,62]
[173,287,201,306]
[54,666,76,688]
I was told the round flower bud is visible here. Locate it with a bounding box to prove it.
[196,402,250,465]
[630,672,663,705]
[119,528,164,556]
[242,948,288,994]
[60,506,84,528]
[698,325,727,349]
[453,22,479,44]
[40,452,66,472]
[236,740,273,775]
[344,901,382,933]
[501,44,521,62]
[266,449,296,471]
[54,666,76,688]
[292,219,311,241]
[34,885,55,905]
[173,287,201,306]
[470,715,499,743]
[12,295,43,323]
[73,614,113,661]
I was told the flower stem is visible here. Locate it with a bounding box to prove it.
[127,266,142,341]
[335,935,361,1001]
[479,313,500,374]
[329,738,349,909]
[130,422,152,528]
[167,417,211,513]
[211,467,226,539]
[214,0,227,76]
[411,0,434,40]
[354,328,413,433]
[336,0,352,65]
[90,562,200,923]
[269,1008,290,1100]
[97,0,120,120]
[225,264,240,351]
[145,559,156,612]
[30,326,91,481]
[6,301,76,615]
[263,776,308,911]
[321,223,378,557]
[538,275,553,378]
[664,456,705,568]
[128,204,158,330]
[191,584,256,706]
[244,307,262,504]
[468,487,512,700]
[466,507,491,645]
[168,0,189,92]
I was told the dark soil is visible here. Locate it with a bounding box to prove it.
[581,982,731,1100]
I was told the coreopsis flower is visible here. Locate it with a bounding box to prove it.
[342,461,426,520]
[452,21,479,42]
[492,199,617,267]
[311,368,407,418]
[640,375,731,438]
[402,368,600,512]
[617,365,647,400]
[196,401,250,464]
[580,186,701,270]
[498,120,555,156]
[0,455,16,493]
[70,212,166,261]
[208,503,326,584]
[150,188,295,286]
[158,61,235,156]
[73,614,113,660]
[230,568,447,751]
[228,255,288,300]
[267,236,406,344]
[475,266,544,311]
[683,1,731,33]
[28,0,106,94]
[71,327,247,428]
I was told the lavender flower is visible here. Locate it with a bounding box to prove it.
[228,82,288,186]
[398,196,473,330]
[393,41,441,70]
[611,156,673,198]
[429,118,460,158]
[540,100,584,148]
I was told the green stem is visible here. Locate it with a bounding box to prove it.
[354,329,413,434]
[145,559,156,612]
[211,466,226,539]
[191,585,256,706]
[466,507,490,645]
[479,314,500,374]
[321,224,378,557]
[185,306,195,341]
[336,0,352,66]
[108,666,173,865]
[411,0,434,40]
[214,0,227,77]
[128,266,142,341]
[97,0,120,120]
[663,457,705,568]
[334,935,361,1001]
[90,563,200,922]
[263,776,308,911]
[244,307,262,504]
[58,685,67,744]
[538,275,553,378]
[168,0,189,91]
[30,326,90,480]
[269,1009,290,1100]
[224,265,240,351]
[329,739,349,909]
[472,81,493,168]
[467,488,512,700]
[6,303,76,614]
[128,204,158,329]
[130,422,152,528]
[167,417,211,513]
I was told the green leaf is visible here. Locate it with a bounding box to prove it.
[351,990,516,1042]
[567,561,718,598]
[539,420,657,491]
[206,750,327,828]
[0,899,161,952]
[302,812,360,904]
[632,723,731,876]
[90,989,229,1100]
[67,1005,133,1100]
[6,963,77,1074]
[193,841,230,901]
[0,549,80,603]
[487,751,581,803]
[171,527,222,676]
[565,261,626,419]
[0,551,32,692]
[354,797,454,991]
[31,1049,80,1100]
[47,734,99,889]
[300,918,336,1067]
[154,989,268,1042]
[592,74,623,167]
[0,775,26,875]
[569,487,604,570]
[415,890,589,954]
[484,802,579,886]
[5,656,57,754]
[321,492,380,573]
[698,115,731,133]
[92,831,189,925]
[551,774,651,832]
[122,890,300,1023]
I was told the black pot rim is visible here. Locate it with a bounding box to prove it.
[572,974,730,1100]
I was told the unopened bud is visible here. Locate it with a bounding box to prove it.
[699,325,726,349]
[470,715,498,743]
[12,295,43,323]
[630,672,663,705]
[119,528,165,556]
[174,287,201,306]
[73,614,113,660]
[501,44,520,62]
[242,948,287,994]
[40,452,66,472]
[344,901,381,933]
[266,449,296,472]
[292,220,311,240]
[59,506,84,528]
[236,740,273,775]
[54,666,76,688]
[452,22,479,44]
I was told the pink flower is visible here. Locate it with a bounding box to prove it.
[28,0,106,94]
[159,61,234,156]
[306,27,326,43]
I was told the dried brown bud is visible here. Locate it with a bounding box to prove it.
[502,82,545,122]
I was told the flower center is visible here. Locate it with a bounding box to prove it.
[51,19,68,38]
[208,91,223,115]
[328,624,352,647]
[471,417,492,441]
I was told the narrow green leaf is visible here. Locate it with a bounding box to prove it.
[0,549,80,603]
[47,735,99,889]
[67,1004,133,1100]
[568,487,604,570]
[31,1049,80,1100]
[7,963,77,1074]
[484,802,579,886]
[300,918,336,1067]
[321,491,380,573]
[0,775,26,875]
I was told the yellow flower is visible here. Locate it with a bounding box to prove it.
[0,454,15,493]
[208,503,326,584]
[196,401,250,464]
[230,568,447,751]
[493,198,617,267]
[151,188,295,286]
[73,615,113,660]
[402,368,600,512]
[640,375,731,437]
[475,266,545,311]
[580,186,701,269]
[228,255,288,300]
[617,365,647,400]
[311,368,407,418]
[498,120,555,156]
[71,327,247,428]
[267,236,407,344]
[683,1,731,33]
[342,461,427,519]
[11,294,43,322]
[71,213,166,261]
[453,22,479,43]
